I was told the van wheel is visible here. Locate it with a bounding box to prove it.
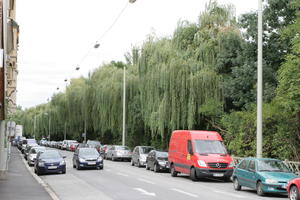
[256,181,265,196]
[170,164,177,177]
[233,177,241,191]
[190,167,198,181]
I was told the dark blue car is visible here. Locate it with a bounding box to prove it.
[73,147,103,170]
[34,150,66,175]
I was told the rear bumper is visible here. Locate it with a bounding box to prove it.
[78,161,103,168]
[195,167,233,178]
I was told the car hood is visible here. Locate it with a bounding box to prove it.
[258,172,298,182]
[80,155,99,160]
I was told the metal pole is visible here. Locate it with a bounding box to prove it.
[34,115,36,138]
[122,65,126,146]
[64,122,66,140]
[257,0,263,158]
[48,115,51,141]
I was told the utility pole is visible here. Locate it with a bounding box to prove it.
[257,0,263,158]
[122,65,126,146]
[34,115,36,138]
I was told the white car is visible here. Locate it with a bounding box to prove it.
[27,146,46,166]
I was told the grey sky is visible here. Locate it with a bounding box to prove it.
[16,0,257,109]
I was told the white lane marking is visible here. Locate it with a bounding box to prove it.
[171,188,198,198]
[116,172,129,177]
[137,178,155,185]
[134,188,156,197]
[213,190,247,199]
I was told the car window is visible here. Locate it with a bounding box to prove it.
[257,160,290,172]
[238,160,247,170]
[79,148,99,156]
[140,147,154,154]
[30,148,36,154]
[248,160,256,171]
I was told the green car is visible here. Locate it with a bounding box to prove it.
[232,157,298,196]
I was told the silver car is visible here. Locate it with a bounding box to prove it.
[106,145,132,161]
[27,146,46,166]
[131,146,155,167]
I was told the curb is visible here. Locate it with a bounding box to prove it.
[19,151,60,200]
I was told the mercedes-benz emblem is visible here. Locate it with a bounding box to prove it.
[216,163,220,168]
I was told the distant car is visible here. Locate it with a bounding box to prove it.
[287,177,300,200]
[131,146,155,167]
[69,142,79,151]
[22,139,37,154]
[24,143,39,160]
[146,150,169,172]
[62,140,77,150]
[102,145,112,159]
[34,150,66,175]
[106,145,131,161]
[72,147,103,170]
[87,140,101,152]
[232,157,298,196]
[27,146,46,166]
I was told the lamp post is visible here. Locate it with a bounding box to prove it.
[44,113,51,141]
[64,79,68,141]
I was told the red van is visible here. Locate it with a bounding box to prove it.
[168,130,234,181]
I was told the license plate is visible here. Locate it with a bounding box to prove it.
[213,173,224,177]
[88,162,96,165]
[48,166,57,169]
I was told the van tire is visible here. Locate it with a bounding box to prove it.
[190,167,198,181]
[170,164,177,177]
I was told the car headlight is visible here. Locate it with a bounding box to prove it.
[265,179,278,184]
[60,160,66,165]
[38,161,45,167]
[197,160,207,167]
[228,161,235,168]
[79,158,85,162]
[97,157,103,162]
[158,161,166,165]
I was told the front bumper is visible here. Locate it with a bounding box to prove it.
[78,161,103,168]
[195,167,233,178]
[37,165,66,174]
[261,182,287,194]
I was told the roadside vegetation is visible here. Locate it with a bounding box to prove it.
[12,0,300,161]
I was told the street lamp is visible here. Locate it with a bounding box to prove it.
[44,113,51,141]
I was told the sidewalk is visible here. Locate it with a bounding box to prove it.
[0,146,52,200]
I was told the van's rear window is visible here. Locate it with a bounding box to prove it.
[194,140,227,154]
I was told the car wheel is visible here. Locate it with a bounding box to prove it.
[146,162,150,170]
[289,185,300,200]
[137,160,141,168]
[131,159,134,166]
[112,156,115,161]
[256,181,265,196]
[170,164,178,177]
[154,164,159,173]
[62,169,66,174]
[190,167,198,181]
[233,177,241,191]
[36,169,41,176]
[76,163,81,170]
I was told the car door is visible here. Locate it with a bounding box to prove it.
[235,159,248,187]
[243,160,257,189]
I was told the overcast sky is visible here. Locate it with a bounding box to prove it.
[16,0,257,109]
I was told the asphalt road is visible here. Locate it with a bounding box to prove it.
[27,148,289,200]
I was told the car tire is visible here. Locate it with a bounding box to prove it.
[62,169,66,174]
[131,159,134,166]
[170,164,178,177]
[256,181,265,196]
[233,177,241,191]
[76,163,81,170]
[146,162,150,170]
[36,169,41,176]
[137,160,141,168]
[112,156,115,161]
[154,164,159,173]
[190,167,198,181]
[289,185,300,200]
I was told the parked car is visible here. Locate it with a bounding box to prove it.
[69,142,79,151]
[27,146,46,166]
[287,177,300,200]
[17,137,26,150]
[106,145,131,161]
[72,147,103,170]
[24,143,39,160]
[232,157,298,196]
[21,139,37,154]
[102,145,112,159]
[87,140,101,152]
[62,140,77,150]
[146,150,169,172]
[168,130,234,181]
[34,150,66,175]
[131,146,155,167]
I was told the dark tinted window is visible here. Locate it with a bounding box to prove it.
[238,160,247,170]
[194,140,227,154]
[140,147,154,154]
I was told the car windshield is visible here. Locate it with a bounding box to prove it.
[257,160,291,172]
[141,147,154,154]
[116,146,130,150]
[31,147,46,154]
[79,148,99,156]
[194,140,227,154]
[156,152,168,157]
[40,151,61,159]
